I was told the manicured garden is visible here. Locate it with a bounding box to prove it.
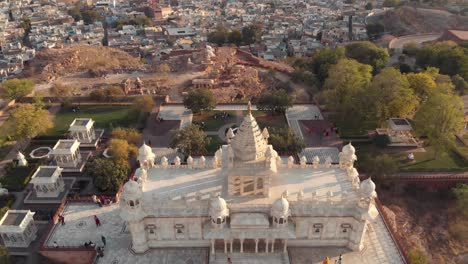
[206,135,225,154]
[48,105,140,136]
[395,147,468,172]
[250,111,288,129]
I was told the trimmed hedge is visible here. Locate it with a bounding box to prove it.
[0,165,36,191]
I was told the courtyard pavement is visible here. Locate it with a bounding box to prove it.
[45,203,209,264]
[44,202,403,264]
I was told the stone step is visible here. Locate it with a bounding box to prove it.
[211,252,290,264]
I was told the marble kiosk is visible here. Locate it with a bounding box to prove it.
[0,210,37,248]
[30,166,65,198]
[68,118,97,144]
[120,103,380,260]
[51,140,81,169]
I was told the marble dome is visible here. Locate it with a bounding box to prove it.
[139,143,154,158]
[122,180,142,200]
[360,178,376,198]
[342,142,356,156]
[272,196,289,216]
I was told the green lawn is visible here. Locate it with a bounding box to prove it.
[394,147,468,172]
[49,105,138,136]
[192,111,237,131]
[249,111,288,129]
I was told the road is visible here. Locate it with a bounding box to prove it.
[388,33,441,51]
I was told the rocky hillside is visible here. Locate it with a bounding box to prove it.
[379,7,468,36]
[27,46,145,83]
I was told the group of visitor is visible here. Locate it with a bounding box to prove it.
[92,194,112,207]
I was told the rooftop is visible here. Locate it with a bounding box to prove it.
[142,166,356,209]
[1,212,26,226]
[32,166,58,178]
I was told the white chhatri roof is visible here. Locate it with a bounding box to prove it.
[51,140,80,155]
[0,210,35,233]
[30,166,62,184]
[69,118,94,131]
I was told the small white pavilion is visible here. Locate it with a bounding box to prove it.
[68,118,97,144]
[51,140,81,168]
[0,210,37,248]
[30,166,65,198]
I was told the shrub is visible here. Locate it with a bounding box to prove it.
[408,249,428,264]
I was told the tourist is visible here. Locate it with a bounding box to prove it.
[53,241,58,248]
[92,195,97,204]
[407,153,415,162]
[84,242,89,248]
[101,235,106,246]
[97,246,104,257]
[148,140,152,146]
[94,215,101,227]
[227,257,232,264]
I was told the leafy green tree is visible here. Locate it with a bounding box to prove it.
[108,139,137,160]
[19,16,31,33]
[0,78,34,100]
[322,59,373,131]
[227,30,242,46]
[370,67,419,122]
[268,127,305,153]
[311,47,346,84]
[207,25,228,45]
[68,5,82,21]
[133,96,154,113]
[452,184,468,215]
[170,124,211,156]
[406,72,437,99]
[345,41,389,73]
[81,10,102,24]
[366,23,384,40]
[452,75,468,95]
[8,104,53,142]
[241,23,263,45]
[416,41,468,81]
[365,2,373,10]
[111,127,142,146]
[183,89,217,114]
[89,86,124,102]
[413,92,465,159]
[86,158,129,192]
[363,154,398,179]
[256,90,293,114]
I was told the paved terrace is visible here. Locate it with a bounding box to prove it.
[44,202,402,264]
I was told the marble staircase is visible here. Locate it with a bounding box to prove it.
[210,252,290,264]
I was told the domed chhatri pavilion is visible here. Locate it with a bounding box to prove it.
[120,103,381,260]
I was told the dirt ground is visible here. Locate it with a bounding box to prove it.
[378,184,468,264]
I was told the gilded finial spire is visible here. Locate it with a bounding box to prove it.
[247,101,252,115]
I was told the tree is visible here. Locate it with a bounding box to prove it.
[8,104,53,141]
[311,47,346,84]
[365,2,373,10]
[413,92,465,159]
[452,75,468,95]
[108,139,137,160]
[133,96,154,113]
[157,64,171,79]
[111,127,142,146]
[241,23,263,45]
[322,59,373,131]
[366,23,384,40]
[207,25,228,45]
[452,184,468,215]
[19,16,31,33]
[0,78,34,100]
[89,86,124,102]
[268,127,305,153]
[227,30,243,46]
[364,154,398,179]
[50,82,75,97]
[406,72,437,99]
[256,90,293,114]
[81,10,102,24]
[170,124,211,156]
[345,41,389,73]
[370,67,419,122]
[86,158,129,192]
[183,89,217,114]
